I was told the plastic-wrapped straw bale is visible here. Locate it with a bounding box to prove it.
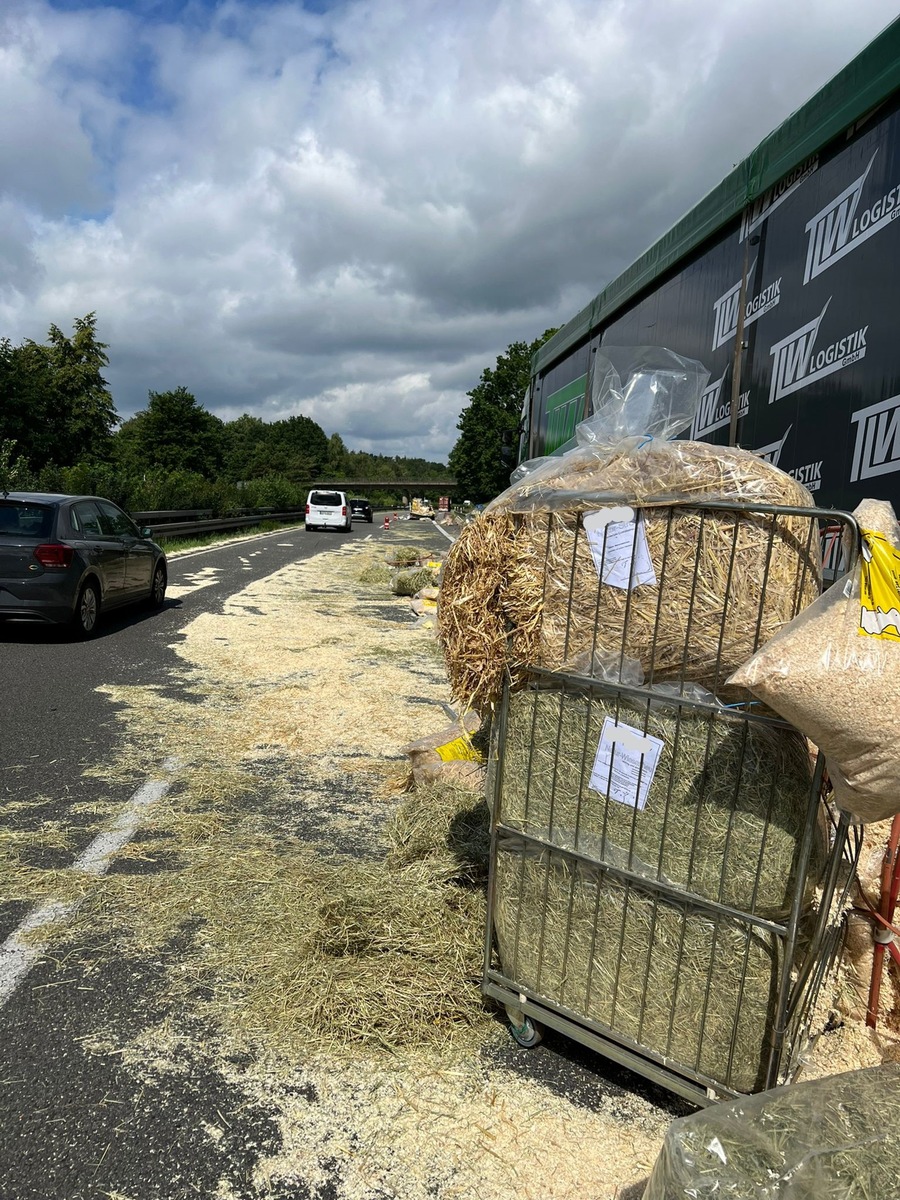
[499,683,821,917]
[643,1063,900,1198]
[439,349,820,713]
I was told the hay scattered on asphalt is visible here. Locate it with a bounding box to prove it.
[494,841,782,1093]
[439,441,820,712]
[500,686,820,916]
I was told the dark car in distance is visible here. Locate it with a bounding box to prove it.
[349,498,374,523]
[0,492,167,637]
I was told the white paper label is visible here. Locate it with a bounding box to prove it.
[583,507,657,590]
[589,717,664,811]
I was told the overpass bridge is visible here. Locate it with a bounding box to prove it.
[302,479,456,491]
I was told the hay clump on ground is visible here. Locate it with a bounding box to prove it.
[493,840,782,1094]
[387,780,490,885]
[358,559,394,585]
[499,686,819,916]
[392,566,438,596]
[439,440,820,712]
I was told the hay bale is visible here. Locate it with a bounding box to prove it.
[438,441,820,713]
[493,839,782,1093]
[500,686,820,916]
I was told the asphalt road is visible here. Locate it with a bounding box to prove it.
[0,516,450,1200]
[0,516,683,1200]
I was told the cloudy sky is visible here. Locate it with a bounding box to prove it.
[1,0,897,462]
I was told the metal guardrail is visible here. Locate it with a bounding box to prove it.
[133,507,306,540]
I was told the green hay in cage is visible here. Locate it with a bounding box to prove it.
[493,841,784,1093]
[499,686,822,917]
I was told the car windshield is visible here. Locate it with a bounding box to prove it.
[311,492,341,506]
[0,502,54,539]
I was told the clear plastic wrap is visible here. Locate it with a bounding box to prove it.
[728,499,900,824]
[643,1063,900,1199]
[580,345,710,447]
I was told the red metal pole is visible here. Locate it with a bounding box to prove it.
[866,813,900,1028]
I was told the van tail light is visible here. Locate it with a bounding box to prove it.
[306,503,310,514]
[342,505,347,516]
[34,543,74,568]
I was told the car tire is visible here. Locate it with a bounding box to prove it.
[73,581,100,638]
[367,515,373,523]
[305,524,314,532]
[148,562,167,609]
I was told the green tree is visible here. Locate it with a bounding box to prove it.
[0,314,116,469]
[0,439,32,494]
[114,387,225,477]
[449,329,557,502]
[324,432,350,477]
[45,314,117,463]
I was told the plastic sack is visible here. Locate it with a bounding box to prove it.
[578,345,710,447]
[728,499,900,824]
[643,1063,900,1199]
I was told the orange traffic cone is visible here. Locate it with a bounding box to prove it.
[383,515,390,530]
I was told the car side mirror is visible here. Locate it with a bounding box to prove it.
[140,526,153,538]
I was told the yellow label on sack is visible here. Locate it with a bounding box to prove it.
[859,528,900,640]
[435,735,483,763]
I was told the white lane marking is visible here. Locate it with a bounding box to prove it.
[71,776,173,875]
[167,565,222,600]
[431,522,456,543]
[0,901,79,1008]
[0,764,177,1010]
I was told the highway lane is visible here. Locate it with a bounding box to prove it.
[0,519,394,1200]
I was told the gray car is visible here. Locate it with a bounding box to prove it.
[0,492,167,636]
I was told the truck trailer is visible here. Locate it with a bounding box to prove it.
[522,17,900,515]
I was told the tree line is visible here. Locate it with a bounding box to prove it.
[0,315,448,512]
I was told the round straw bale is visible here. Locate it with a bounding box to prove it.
[499,686,821,917]
[438,441,820,712]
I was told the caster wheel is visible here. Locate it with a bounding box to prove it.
[508,1013,543,1048]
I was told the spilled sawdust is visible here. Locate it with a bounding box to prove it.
[52,527,672,1198]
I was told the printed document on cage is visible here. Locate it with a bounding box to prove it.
[590,717,664,811]
[583,507,657,590]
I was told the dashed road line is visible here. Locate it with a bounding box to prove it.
[0,763,177,1010]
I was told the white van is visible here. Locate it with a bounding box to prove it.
[305,489,351,532]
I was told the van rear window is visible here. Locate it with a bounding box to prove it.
[311,492,342,506]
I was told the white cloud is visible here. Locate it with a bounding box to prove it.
[0,0,897,460]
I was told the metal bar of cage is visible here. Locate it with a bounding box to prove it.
[482,499,861,1105]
